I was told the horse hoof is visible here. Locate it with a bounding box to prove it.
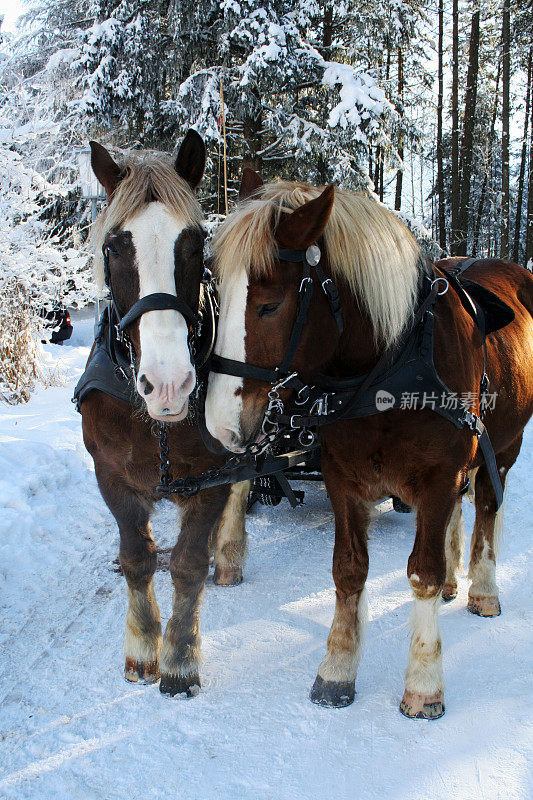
[309,675,355,708]
[442,583,457,602]
[467,594,501,617]
[400,690,445,720]
[124,657,160,684]
[159,673,201,698]
[214,565,243,586]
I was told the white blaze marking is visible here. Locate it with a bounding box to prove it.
[126,203,193,411]
[205,270,248,445]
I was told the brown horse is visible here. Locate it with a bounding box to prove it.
[79,132,249,697]
[204,171,533,718]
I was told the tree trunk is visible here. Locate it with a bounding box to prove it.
[243,93,262,172]
[454,8,480,256]
[323,5,333,54]
[512,47,532,263]
[473,58,501,255]
[500,0,511,258]
[395,47,404,211]
[450,0,460,251]
[436,0,446,249]
[525,72,533,267]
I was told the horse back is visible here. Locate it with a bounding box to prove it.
[435,258,533,454]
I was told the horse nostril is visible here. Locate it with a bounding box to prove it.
[179,370,195,396]
[139,374,154,396]
[221,428,241,448]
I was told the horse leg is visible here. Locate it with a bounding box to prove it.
[160,485,230,697]
[97,474,161,683]
[468,434,522,617]
[443,499,465,601]
[310,471,370,708]
[400,479,458,720]
[212,480,250,586]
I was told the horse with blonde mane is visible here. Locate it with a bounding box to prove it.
[204,169,533,719]
[76,132,249,697]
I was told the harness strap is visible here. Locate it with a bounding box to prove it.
[278,247,344,335]
[117,292,198,331]
[439,260,490,415]
[278,261,313,375]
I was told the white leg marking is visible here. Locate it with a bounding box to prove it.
[205,270,248,449]
[469,541,499,597]
[213,480,250,569]
[404,592,444,696]
[317,589,368,683]
[123,584,162,662]
[444,500,464,588]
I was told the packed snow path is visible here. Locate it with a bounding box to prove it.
[0,316,531,800]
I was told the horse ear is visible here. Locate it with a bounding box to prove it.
[239,167,263,201]
[90,141,123,198]
[275,184,335,249]
[175,129,206,190]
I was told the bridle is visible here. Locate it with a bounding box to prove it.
[102,242,206,373]
[210,244,345,446]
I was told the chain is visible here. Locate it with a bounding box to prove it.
[262,372,297,435]
[157,422,173,490]
[156,427,281,497]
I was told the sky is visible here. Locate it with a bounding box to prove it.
[0,0,24,32]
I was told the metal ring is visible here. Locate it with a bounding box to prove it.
[431,277,449,296]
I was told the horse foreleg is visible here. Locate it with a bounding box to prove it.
[212,480,250,586]
[310,471,370,708]
[400,479,458,720]
[468,434,522,617]
[97,472,161,684]
[443,499,465,601]
[160,485,231,697]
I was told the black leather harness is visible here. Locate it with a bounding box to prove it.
[206,252,514,509]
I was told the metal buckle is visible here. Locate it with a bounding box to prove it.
[464,411,483,437]
[299,276,313,293]
[295,385,310,405]
[298,429,316,447]
[431,276,449,296]
[310,394,330,416]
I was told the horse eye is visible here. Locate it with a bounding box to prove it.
[107,242,119,257]
[258,302,281,318]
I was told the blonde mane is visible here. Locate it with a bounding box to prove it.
[212,181,423,346]
[90,154,203,288]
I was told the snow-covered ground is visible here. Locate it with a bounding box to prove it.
[0,317,532,800]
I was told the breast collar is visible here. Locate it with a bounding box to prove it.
[209,248,513,509]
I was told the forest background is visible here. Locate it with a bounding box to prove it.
[0,0,531,401]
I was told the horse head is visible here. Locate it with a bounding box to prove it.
[90,130,206,422]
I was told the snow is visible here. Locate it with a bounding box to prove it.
[0,317,531,800]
